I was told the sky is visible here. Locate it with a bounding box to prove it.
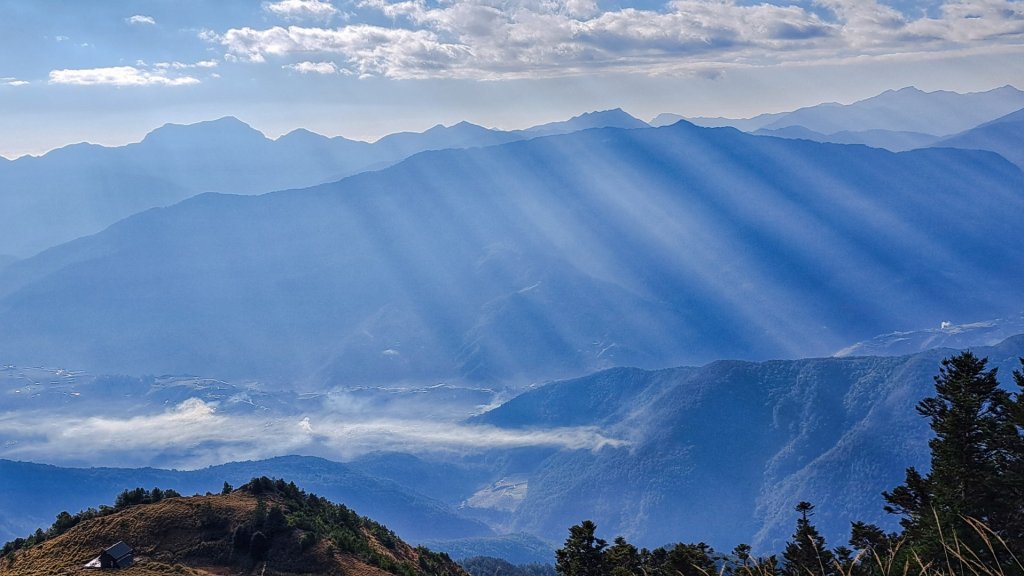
[1,0,1023,158]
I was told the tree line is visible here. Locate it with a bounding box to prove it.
[554,351,1024,576]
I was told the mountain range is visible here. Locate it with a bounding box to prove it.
[657,85,1024,136]
[0,109,647,257]
[745,105,1024,169]
[1,120,1021,384]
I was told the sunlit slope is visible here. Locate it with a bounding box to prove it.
[0,122,1021,383]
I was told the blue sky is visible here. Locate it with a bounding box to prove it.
[1,0,1022,158]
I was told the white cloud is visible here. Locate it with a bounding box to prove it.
[284,60,343,74]
[154,59,220,70]
[198,28,220,42]
[126,14,156,25]
[264,0,339,21]
[0,398,627,469]
[1,77,29,87]
[222,25,471,78]
[48,66,200,87]
[213,0,1024,80]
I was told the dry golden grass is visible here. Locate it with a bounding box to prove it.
[0,489,449,576]
[0,492,258,576]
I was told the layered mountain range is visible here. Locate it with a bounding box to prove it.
[2,86,1024,563]
[0,109,647,257]
[654,86,1024,161]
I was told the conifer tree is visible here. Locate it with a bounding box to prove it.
[731,543,752,572]
[555,521,607,576]
[882,351,1021,563]
[605,536,640,576]
[665,542,717,576]
[782,502,835,576]
[1006,359,1024,549]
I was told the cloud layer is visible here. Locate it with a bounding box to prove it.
[210,0,1024,79]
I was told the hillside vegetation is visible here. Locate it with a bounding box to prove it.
[0,478,465,576]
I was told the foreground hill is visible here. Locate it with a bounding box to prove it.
[1,120,1022,383]
[0,478,467,576]
[0,456,491,545]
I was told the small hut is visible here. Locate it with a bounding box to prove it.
[84,541,134,570]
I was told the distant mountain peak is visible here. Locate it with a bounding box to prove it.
[276,127,330,144]
[566,108,639,122]
[419,121,490,136]
[280,127,320,137]
[575,107,624,117]
[141,116,268,146]
[525,108,648,134]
